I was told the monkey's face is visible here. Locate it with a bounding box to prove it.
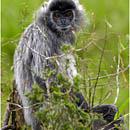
[46,0,78,33]
[51,9,75,32]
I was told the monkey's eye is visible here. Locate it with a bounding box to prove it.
[64,11,73,17]
[53,12,61,19]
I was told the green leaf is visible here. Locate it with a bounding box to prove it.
[61,44,73,52]
[114,98,129,120]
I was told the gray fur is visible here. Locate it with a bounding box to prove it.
[14,0,86,129]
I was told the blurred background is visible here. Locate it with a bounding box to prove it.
[1,0,129,127]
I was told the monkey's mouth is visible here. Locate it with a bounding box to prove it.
[58,26,70,32]
[61,28,69,31]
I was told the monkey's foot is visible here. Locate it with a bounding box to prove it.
[92,104,124,130]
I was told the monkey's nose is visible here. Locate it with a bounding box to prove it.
[61,19,70,26]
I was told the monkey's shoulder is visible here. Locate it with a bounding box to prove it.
[21,23,44,40]
[14,23,46,61]
[17,23,47,52]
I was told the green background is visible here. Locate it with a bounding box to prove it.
[1,0,129,127]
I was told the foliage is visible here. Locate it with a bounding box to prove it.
[1,0,129,129]
[25,45,103,130]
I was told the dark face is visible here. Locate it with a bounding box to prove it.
[48,0,76,33]
[51,9,74,32]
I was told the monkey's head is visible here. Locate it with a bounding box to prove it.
[36,0,87,34]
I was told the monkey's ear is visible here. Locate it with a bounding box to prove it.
[73,0,79,4]
[44,2,48,8]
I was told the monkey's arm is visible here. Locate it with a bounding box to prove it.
[56,53,78,83]
[14,23,35,98]
[14,23,43,129]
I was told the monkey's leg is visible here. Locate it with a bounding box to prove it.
[14,64,41,129]
[73,93,125,130]
[92,104,118,122]
[24,105,41,130]
[92,104,124,130]
[17,89,41,130]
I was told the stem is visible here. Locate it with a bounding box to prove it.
[114,35,121,105]
[92,20,108,107]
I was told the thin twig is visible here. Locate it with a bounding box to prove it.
[101,113,130,130]
[75,41,94,52]
[86,71,92,111]
[93,41,111,53]
[2,98,48,112]
[11,81,17,128]
[87,65,129,81]
[101,90,112,104]
[92,20,108,107]
[3,93,13,126]
[114,35,121,105]
[2,40,19,47]
[1,125,14,130]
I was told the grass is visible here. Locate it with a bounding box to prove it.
[1,0,129,129]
